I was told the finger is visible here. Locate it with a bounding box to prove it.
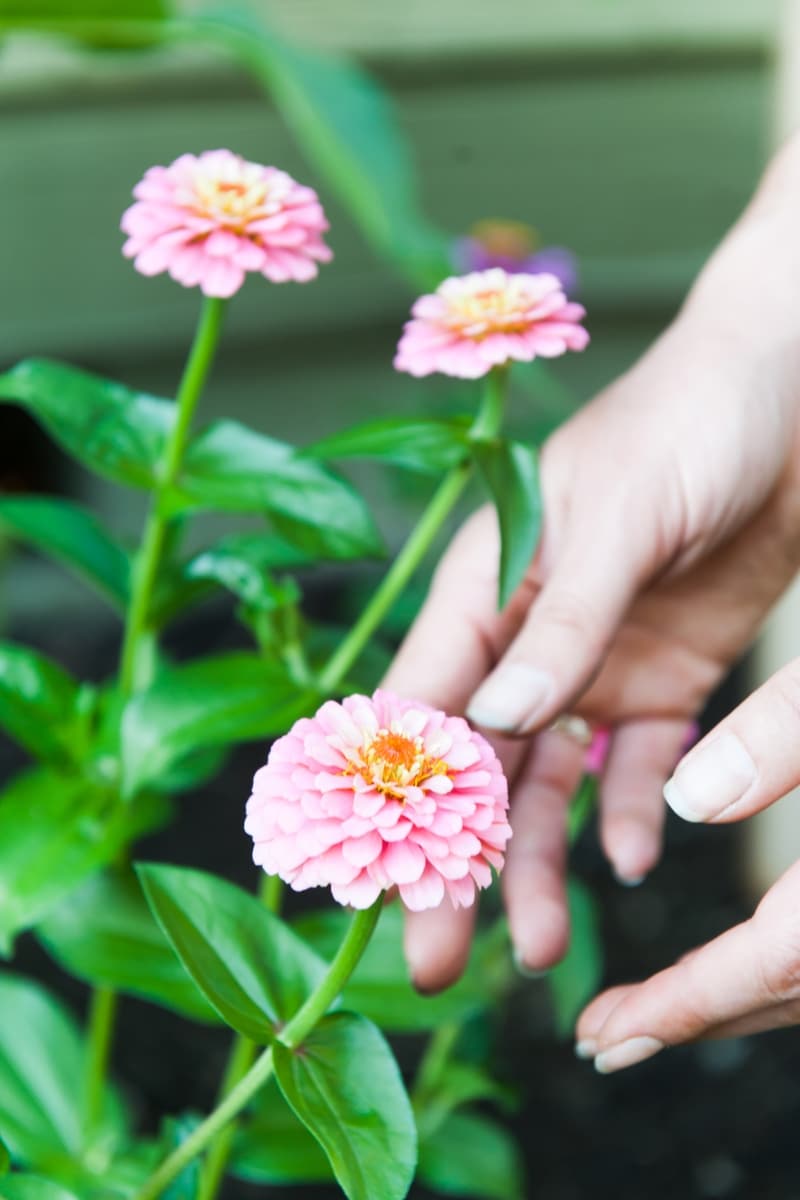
[574,893,796,1072]
[599,717,688,884]
[663,655,800,825]
[503,728,587,971]
[466,512,645,736]
[404,898,476,993]
[383,507,528,714]
[575,985,632,1056]
[404,731,528,992]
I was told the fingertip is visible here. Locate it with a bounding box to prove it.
[603,817,660,885]
[509,895,570,974]
[404,903,475,994]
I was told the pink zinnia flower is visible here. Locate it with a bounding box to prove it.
[394,268,589,379]
[245,690,511,912]
[121,150,332,298]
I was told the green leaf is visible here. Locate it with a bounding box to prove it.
[0,1179,82,1200]
[303,416,471,475]
[159,1115,203,1200]
[168,420,382,561]
[0,767,169,955]
[548,877,603,1037]
[0,496,130,612]
[273,1012,416,1200]
[37,869,219,1024]
[295,904,511,1033]
[185,534,306,611]
[189,8,450,285]
[0,1135,9,1174]
[120,652,313,796]
[136,864,328,1042]
[1,1,167,21]
[418,1111,524,1200]
[472,439,542,609]
[0,360,172,489]
[231,1081,333,1185]
[415,1062,514,1141]
[0,974,125,1170]
[0,641,87,766]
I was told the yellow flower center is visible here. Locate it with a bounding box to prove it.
[361,729,448,797]
[191,175,272,233]
[445,286,532,339]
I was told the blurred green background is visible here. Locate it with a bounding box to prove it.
[0,0,780,628]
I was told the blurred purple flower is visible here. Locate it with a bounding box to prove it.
[453,219,579,294]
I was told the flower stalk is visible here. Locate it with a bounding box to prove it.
[119,295,227,696]
[317,366,508,695]
[134,896,384,1200]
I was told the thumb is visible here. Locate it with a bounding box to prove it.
[663,656,800,825]
[466,513,645,734]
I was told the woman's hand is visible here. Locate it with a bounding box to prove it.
[384,133,800,993]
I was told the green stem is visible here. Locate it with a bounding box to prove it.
[195,872,283,1200]
[134,897,383,1200]
[317,367,508,696]
[412,1020,460,1103]
[83,986,118,1135]
[119,295,226,696]
[260,871,284,915]
[196,1033,257,1200]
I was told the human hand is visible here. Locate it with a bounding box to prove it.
[574,643,800,1070]
[384,134,800,992]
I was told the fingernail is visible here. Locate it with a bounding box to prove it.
[613,870,646,888]
[594,1036,664,1074]
[467,664,553,732]
[575,1039,598,1060]
[513,947,549,979]
[663,733,756,823]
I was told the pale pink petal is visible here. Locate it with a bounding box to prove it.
[121,151,332,295]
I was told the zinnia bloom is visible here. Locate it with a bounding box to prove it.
[245,690,511,911]
[454,219,578,292]
[394,268,589,379]
[121,150,332,298]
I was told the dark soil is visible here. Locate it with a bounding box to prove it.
[4,601,797,1200]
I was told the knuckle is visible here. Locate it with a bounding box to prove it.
[752,910,800,1003]
[769,664,800,731]
[532,587,602,652]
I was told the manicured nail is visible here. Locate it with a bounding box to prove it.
[467,664,553,732]
[575,1039,597,1060]
[663,733,756,823]
[513,947,548,979]
[594,1036,663,1074]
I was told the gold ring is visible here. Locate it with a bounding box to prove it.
[548,714,593,747]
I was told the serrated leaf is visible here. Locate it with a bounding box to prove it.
[0,360,173,489]
[418,1111,524,1200]
[0,767,169,955]
[548,876,603,1037]
[303,416,471,474]
[120,652,313,796]
[472,438,542,608]
[168,420,382,561]
[136,864,328,1042]
[0,974,125,1170]
[189,7,450,285]
[295,904,511,1033]
[37,869,219,1024]
[273,1012,416,1200]
[231,1081,333,1185]
[0,641,85,766]
[0,496,130,612]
